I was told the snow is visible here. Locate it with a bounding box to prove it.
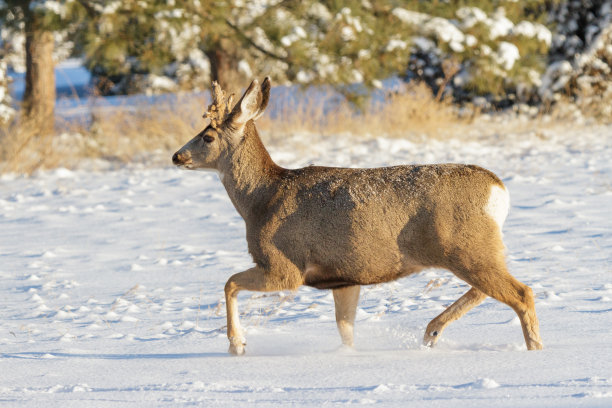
[30,0,64,17]
[0,100,13,123]
[427,17,465,51]
[540,60,574,99]
[97,1,121,15]
[496,42,521,70]
[281,25,309,47]
[308,3,332,23]
[392,8,429,26]
[513,21,552,46]
[456,7,488,29]
[385,39,408,52]
[341,26,356,42]
[237,59,253,79]
[296,70,314,84]
[0,59,14,124]
[147,75,178,95]
[0,123,611,406]
[465,34,477,47]
[393,8,466,51]
[488,13,514,40]
[412,36,436,52]
[454,6,515,40]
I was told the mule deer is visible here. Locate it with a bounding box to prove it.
[172,78,543,355]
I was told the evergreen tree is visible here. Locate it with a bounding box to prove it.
[79,0,555,105]
[394,0,552,104]
[77,1,414,98]
[0,0,83,133]
[540,0,612,117]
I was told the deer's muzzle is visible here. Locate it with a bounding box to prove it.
[172,151,191,166]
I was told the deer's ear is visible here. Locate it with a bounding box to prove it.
[229,77,271,127]
[253,77,271,121]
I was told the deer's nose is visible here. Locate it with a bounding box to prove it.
[173,150,192,166]
[172,152,182,165]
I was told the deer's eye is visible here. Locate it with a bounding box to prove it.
[203,135,214,143]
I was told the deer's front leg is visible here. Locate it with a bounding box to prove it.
[224,266,293,355]
[332,286,361,347]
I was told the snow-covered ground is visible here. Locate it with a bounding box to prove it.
[1,124,611,406]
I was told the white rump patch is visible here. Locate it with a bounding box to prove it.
[485,184,510,230]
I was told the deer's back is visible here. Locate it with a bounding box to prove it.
[248,163,506,287]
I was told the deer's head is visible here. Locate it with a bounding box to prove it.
[172,77,271,170]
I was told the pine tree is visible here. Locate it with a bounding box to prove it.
[393,0,553,104]
[540,0,612,117]
[77,1,414,98]
[0,0,83,133]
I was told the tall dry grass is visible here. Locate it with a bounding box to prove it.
[257,81,466,139]
[0,119,61,174]
[0,82,469,174]
[84,96,202,161]
[0,95,203,173]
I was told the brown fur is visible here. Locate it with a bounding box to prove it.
[173,78,543,355]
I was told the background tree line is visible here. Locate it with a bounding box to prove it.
[1,0,611,132]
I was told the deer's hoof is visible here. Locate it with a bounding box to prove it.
[229,342,246,356]
[527,339,543,351]
[423,329,440,348]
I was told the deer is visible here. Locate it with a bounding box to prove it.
[172,78,543,355]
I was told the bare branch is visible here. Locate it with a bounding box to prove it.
[224,18,287,62]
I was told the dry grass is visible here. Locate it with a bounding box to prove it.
[0,120,61,174]
[84,97,201,161]
[257,81,466,140]
[0,95,203,173]
[0,82,469,174]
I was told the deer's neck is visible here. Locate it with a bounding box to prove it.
[219,122,282,218]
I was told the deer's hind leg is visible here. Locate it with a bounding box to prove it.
[333,285,361,347]
[450,257,543,351]
[423,287,487,347]
[477,273,543,350]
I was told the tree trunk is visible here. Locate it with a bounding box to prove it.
[206,41,244,96]
[1,57,16,126]
[23,16,55,135]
